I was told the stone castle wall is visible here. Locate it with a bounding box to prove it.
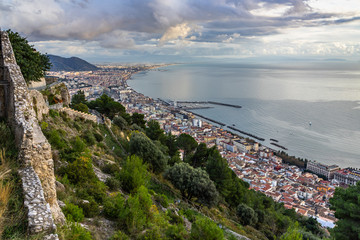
[0,31,65,237]
[59,107,97,122]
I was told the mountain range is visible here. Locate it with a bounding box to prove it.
[48,54,99,71]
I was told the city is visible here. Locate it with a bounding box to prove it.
[47,66,360,229]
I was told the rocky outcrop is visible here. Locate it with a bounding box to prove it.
[0,30,65,237]
[30,89,49,121]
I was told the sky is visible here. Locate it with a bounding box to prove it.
[1,0,360,63]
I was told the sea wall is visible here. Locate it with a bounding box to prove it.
[0,31,65,237]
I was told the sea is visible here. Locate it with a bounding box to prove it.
[128,61,360,168]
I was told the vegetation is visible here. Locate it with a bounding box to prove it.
[330,182,360,240]
[7,30,51,83]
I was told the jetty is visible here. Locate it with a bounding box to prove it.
[176,100,241,109]
[227,126,265,141]
[188,111,226,126]
[270,138,279,142]
[270,142,288,150]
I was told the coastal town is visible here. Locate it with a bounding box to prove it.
[47,65,360,229]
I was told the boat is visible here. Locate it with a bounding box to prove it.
[309,121,312,126]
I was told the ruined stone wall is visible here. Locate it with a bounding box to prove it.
[0,31,65,237]
[59,107,97,122]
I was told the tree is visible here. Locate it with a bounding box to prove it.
[190,217,225,240]
[189,143,209,168]
[177,133,198,158]
[129,132,167,174]
[87,94,125,119]
[113,116,129,130]
[131,113,146,129]
[71,90,87,106]
[165,162,218,207]
[118,155,150,193]
[145,120,164,141]
[279,222,303,240]
[73,103,89,113]
[236,203,257,226]
[7,30,51,83]
[330,182,360,240]
[206,147,235,199]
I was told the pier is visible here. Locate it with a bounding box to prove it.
[227,126,265,141]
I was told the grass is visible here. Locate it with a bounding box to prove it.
[0,150,12,236]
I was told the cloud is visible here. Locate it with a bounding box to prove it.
[159,23,197,45]
[1,0,359,59]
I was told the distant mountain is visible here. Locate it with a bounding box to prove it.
[48,54,99,71]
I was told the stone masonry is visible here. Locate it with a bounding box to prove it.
[0,30,65,237]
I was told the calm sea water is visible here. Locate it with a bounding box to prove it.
[128,62,360,168]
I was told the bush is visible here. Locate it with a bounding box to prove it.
[105,177,121,191]
[62,223,93,240]
[129,132,168,174]
[236,203,257,226]
[166,224,188,240]
[78,199,100,218]
[110,231,130,240]
[82,130,96,146]
[40,121,48,130]
[103,194,126,220]
[71,136,87,153]
[190,217,224,240]
[73,103,89,113]
[65,156,97,184]
[119,155,150,193]
[154,194,169,208]
[62,202,84,222]
[49,109,59,118]
[76,181,108,204]
[101,163,119,175]
[113,116,128,130]
[93,132,104,142]
[47,129,67,150]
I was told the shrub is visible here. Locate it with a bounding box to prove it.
[154,194,169,208]
[101,163,119,175]
[65,156,97,184]
[40,121,48,130]
[166,224,188,240]
[110,231,130,240]
[73,122,82,131]
[62,223,93,240]
[73,103,89,113]
[76,181,107,204]
[103,194,125,220]
[82,130,96,146]
[119,155,150,193]
[93,132,104,142]
[49,109,59,118]
[113,116,128,130]
[62,202,84,222]
[190,217,224,240]
[236,203,257,226]
[105,177,121,191]
[47,130,67,150]
[78,198,100,218]
[129,132,168,174]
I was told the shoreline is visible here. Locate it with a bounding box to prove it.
[126,66,357,171]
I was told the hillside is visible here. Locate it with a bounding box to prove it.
[48,54,99,71]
